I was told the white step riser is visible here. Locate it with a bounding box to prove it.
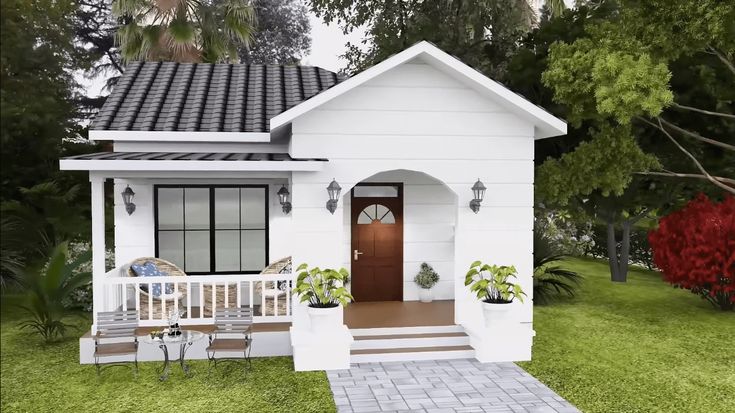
[350,325,464,337]
[352,336,469,350]
[351,349,475,363]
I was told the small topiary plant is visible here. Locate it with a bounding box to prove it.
[413,263,439,289]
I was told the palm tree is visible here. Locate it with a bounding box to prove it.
[533,232,582,305]
[113,0,256,63]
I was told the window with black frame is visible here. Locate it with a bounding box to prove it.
[154,185,268,274]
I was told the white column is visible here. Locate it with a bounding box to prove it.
[90,174,106,334]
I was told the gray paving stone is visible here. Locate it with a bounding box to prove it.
[327,359,580,413]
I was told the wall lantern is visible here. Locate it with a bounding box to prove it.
[121,185,136,215]
[326,179,341,214]
[277,185,292,214]
[469,179,486,214]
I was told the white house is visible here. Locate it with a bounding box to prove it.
[61,41,566,371]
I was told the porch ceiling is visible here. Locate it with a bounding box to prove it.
[59,151,327,172]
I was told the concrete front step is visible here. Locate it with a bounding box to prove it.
[352,331,469,350]
[350,345,475,363]
[349,325,474,363]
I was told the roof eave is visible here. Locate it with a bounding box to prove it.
[59,159,326,172]
[88,130,272,142]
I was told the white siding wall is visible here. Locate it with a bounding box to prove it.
[289,61,535,327]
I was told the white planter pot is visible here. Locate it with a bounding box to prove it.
[418,288,433,303]
[307,305,342,332]
[482,301,512,327]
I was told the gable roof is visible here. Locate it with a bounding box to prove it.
[91,61,344,137]
[270,41,567,139]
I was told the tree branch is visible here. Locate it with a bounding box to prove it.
[636,171,735,186]
[708,46,735,76]
[637,116,735,152]
[655,118,735,195]
[671,102,735,120]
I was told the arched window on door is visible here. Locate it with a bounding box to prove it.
[357,204,396,224]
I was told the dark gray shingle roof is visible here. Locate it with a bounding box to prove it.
[92,61,344,133]
[64,152,327,162]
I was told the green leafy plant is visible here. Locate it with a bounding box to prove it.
[534,232,582,305]
[413,262,440,289]
[18,243,92,342]
[465,261,526,304]
[292,263,354,308]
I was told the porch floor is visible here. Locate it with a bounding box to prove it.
[344,300,454,329]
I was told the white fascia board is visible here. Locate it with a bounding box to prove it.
[270,41,567,139]
[89,130,271,142]
[59,159,325,172]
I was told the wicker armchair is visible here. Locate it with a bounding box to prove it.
[254,256,291,316]
[126,257,187,320]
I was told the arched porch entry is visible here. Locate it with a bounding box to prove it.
[341,169,460,328]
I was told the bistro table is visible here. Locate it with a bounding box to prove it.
[143,330,206,381]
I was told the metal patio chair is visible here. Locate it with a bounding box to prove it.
[93,310,139,377]
[206,307,253,375]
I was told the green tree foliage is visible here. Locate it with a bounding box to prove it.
[311,0,537,77]
[239,0,311,64]
[541,0,735,199]
[113,0,256,63]
[0,0,87,201]
[18,243,92,342]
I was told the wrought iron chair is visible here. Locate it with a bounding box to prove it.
[93,310,139,377]
[206,307,253,375]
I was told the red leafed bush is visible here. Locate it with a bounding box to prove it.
[648,194,735,311]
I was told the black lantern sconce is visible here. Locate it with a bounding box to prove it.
[326,179,341,214]
[277,185,292,214]
[121,185,136,215]
[469,179,486,214]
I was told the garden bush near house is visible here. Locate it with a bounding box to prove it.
[61,242,114,312]
[533,232,582,305]
[534,207,594,256]
[18,243,92,342]
[648,194,735,311]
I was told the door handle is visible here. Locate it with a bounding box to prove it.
[354,249,364,261]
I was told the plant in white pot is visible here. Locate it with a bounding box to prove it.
[465,261,526,327]
[292,263,354,332]
[414,263,439,303]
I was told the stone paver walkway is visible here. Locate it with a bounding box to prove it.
[327,359,580,413]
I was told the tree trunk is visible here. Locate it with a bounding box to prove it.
[606,221,621,282]
[617,221,632,282]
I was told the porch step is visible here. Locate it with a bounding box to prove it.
[351,345,475,363]
[349,325,474,363]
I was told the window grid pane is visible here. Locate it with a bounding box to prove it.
[156,186,268,274]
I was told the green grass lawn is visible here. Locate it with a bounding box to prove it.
[0,296,336,413]
[2,258,733,413]
[519,257,735,413]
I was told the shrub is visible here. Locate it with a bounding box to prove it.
[534,232,582,305]
[292,263,353,308]
[18,243,92,342]
[413,263,439,289]
[465,262,526,304]
[648,194,735,311]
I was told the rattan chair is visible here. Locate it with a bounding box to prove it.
[93,310,139,377]
[126,257,187,320]
[254,256,291,316]
[206,307,253,375]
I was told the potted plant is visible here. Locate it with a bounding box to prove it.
[414,263,439,303]
[465,261,526,326]
[292,263,354,332]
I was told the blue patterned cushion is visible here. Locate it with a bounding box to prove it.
[131,262,173,297]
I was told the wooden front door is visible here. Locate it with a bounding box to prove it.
[351,185,403,302]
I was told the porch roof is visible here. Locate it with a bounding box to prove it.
[59,151,327,172]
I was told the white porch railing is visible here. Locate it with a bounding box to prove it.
[96,267,294,327]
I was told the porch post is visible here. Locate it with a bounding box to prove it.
[90,173,106,334]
